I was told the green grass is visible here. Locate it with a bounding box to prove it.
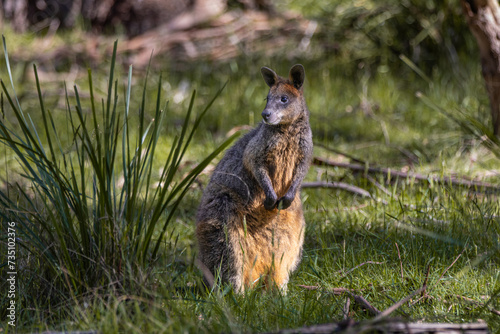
[1,1,500,332]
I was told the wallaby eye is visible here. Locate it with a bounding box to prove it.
[280,96,288,103]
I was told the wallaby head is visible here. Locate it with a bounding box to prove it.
[260,64,306,126]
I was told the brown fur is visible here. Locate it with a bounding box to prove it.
[196,64,313,291]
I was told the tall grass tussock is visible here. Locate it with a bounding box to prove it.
[0,37,237,313]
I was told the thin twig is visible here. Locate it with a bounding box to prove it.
[350,293,381,315]
[374,287,426,321]
[313,156,500,191]
[433,249,465,289]
[313,142,366,164]
[301,181,371,198]
[337,261,384,277]
[301,181,389,205]
[312,203,371,213]
[395,243,403,280]
[297,285,354,294]
[421,264,431,297]
[409,250,465,307]
[410,294,431,307]
[330,203,370,212]
[367,174,393,197]
[343,297,351,320]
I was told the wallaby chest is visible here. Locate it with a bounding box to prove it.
[248,125,305,195]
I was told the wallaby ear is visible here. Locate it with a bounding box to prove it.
[289,64,305,90]
[261,67,278,87]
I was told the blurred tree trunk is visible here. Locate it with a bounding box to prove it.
[462,0,500,135]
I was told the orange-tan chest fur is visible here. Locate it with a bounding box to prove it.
[264,133,302,196]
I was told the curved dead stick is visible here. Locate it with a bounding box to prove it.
[313,156,500,191]
[297,285,380,316]
[301,181,372,198]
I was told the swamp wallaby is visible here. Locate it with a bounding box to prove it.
[196,64,313,291]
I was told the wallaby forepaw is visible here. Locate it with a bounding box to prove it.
[277,195,294,210]
[264,193,277,210]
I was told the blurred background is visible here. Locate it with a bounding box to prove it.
[0,0,488,169]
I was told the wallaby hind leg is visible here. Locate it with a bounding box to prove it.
[234,206,305,291]
[196,193,245,291]
[270,207,306,290]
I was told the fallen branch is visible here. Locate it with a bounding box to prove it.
[410,292,500,317]
[313,157,500,191]
[265,320,490,334]
[454,294,500,316]
[294,285,493,333]
[297,285,380,316]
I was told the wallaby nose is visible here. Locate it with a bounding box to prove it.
[261,110,271,121]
